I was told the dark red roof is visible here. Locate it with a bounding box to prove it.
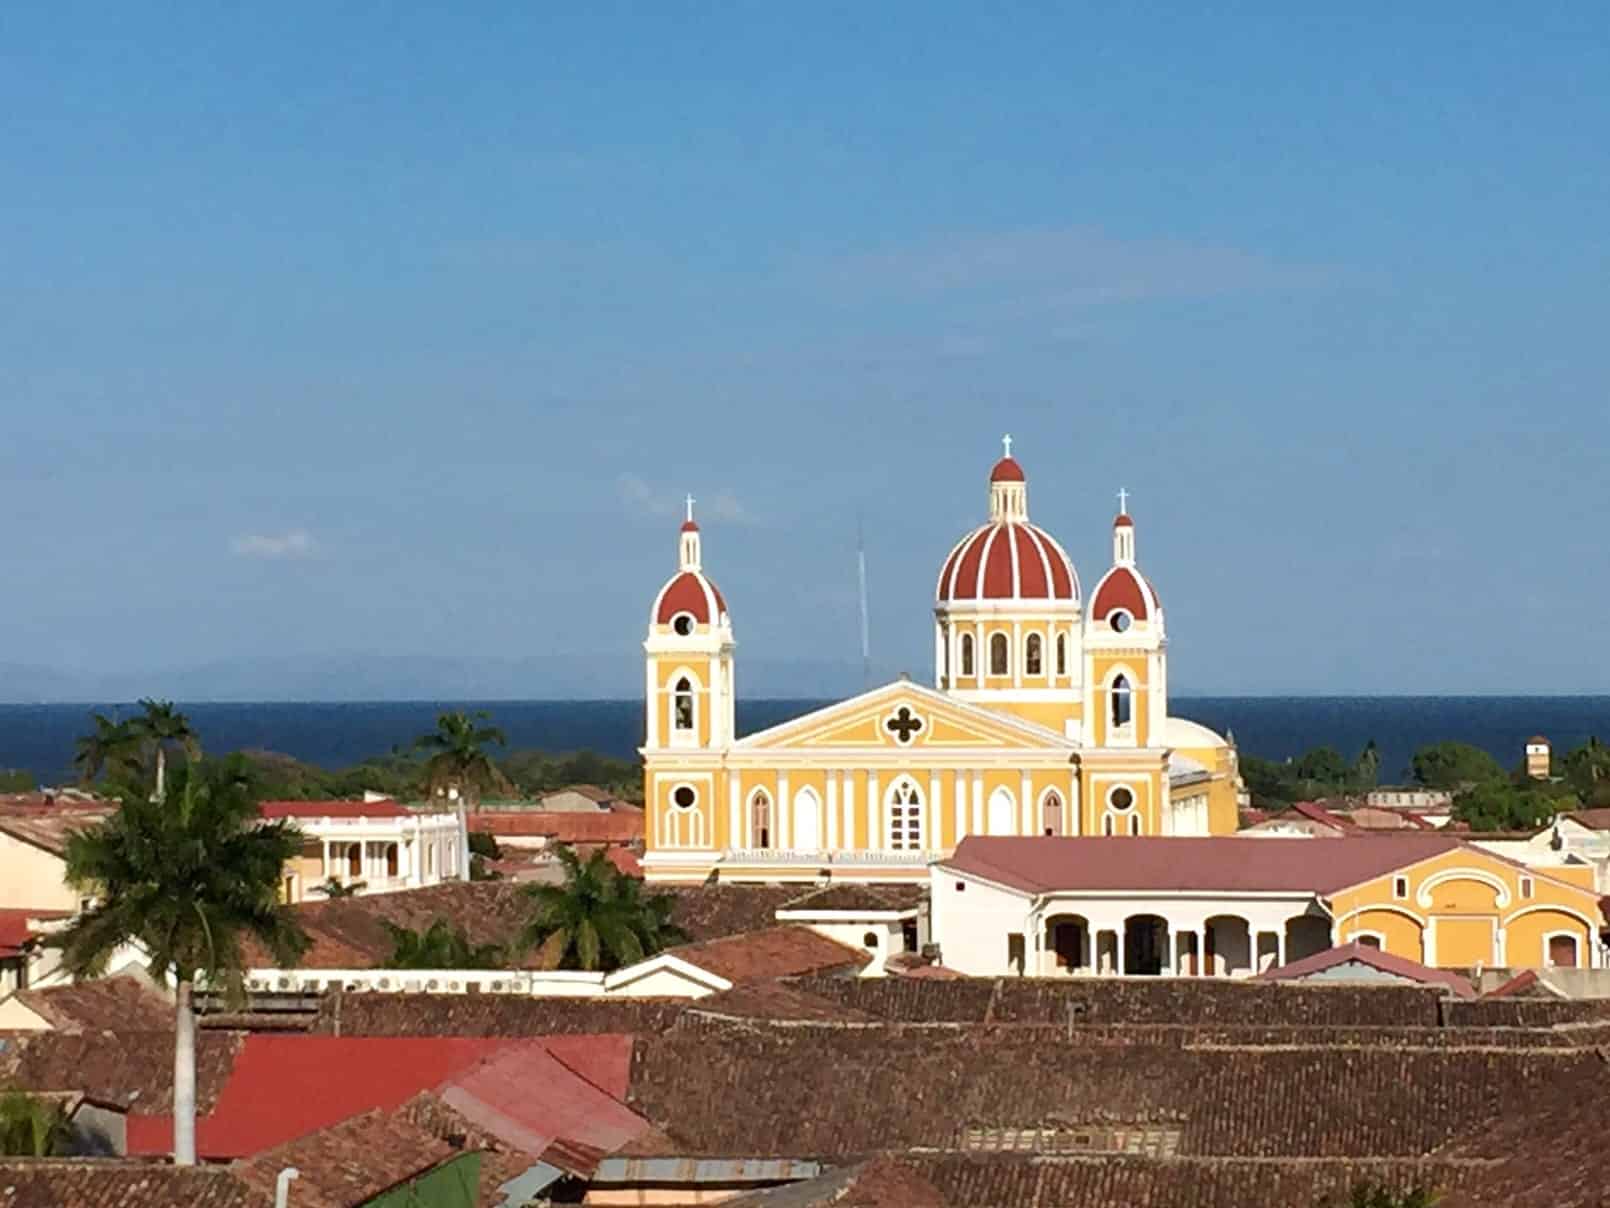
[1114,512,1134,527]
[942,834,1464,896]
[1090,564,1155,620]
[936,522,1078,603]
[680,518,699,533]
[464,811,643,844]
[653,569,726,625]
[666,925,871,983]
[989,455,1025,482]
[1257,941,1476,998]
[259,799,412,820]
[126,1033,639,1160]
[0,908,56,955]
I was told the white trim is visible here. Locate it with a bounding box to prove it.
[1540,928,1584,969]
[1332,903,1428,929]
[1415,868,1512,910]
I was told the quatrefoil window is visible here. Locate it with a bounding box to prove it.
[884,706,926,745]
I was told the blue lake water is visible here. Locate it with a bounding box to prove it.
[2,697,1607,786]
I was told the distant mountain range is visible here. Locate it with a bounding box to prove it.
[0,654,905,704]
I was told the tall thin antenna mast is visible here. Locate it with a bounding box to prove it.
[857,513,871,690]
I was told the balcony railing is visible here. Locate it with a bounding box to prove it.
[723,848,934,867]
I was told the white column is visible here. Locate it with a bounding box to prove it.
[1011,622,1023,687]
[728,771,740,851]
[826,773,839,849]
[778,770,791,851]
[1193,928,1204,976]
[1020,771,1032,835]
[973,622,984,687]
[867,771,880,850]
[934,623,945,689]
[954,770,966,842]
[645,659,659,748]
[1069,771,1080,835]
[841,769,855,850]
[971,771,983,835]
[928,771,941,852]
[321,839,330,880]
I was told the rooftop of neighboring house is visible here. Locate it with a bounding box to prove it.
[1562,807,1610,831]
[661,925,872,984]
[1256,940,1477,998]
[0,908,68,957]
[463,809,645,843]
[776,883,926,915]
[10,973,174,1031]
[0,799,114,856]
[258,798,417,820]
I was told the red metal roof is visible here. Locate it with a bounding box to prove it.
[1257,941,1476,998]
[989,455,1024,482]
[0,909,50,956]
[653,569,727,625]
[1090,563,1156,620]
[942,834,1465,897]
[259,799,412,820]
[126,1033,640,1160]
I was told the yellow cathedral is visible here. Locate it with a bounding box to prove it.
[640,440,1242,884]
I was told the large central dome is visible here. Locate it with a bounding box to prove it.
[935,444,1079,606]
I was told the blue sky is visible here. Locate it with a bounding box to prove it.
[2,4,1607,695]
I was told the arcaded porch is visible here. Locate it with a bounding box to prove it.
[1035,897,1332,978]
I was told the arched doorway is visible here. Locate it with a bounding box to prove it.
[1204,916,1251,977]
[347,844,362,879]
[1548,933,1580,968]
[1041,791,1064,837]
[792,787,822,852]
[1284,914,1332,964]
[1043,913,1089,974]
[749,790,772,849]
[1123,914,1169,976]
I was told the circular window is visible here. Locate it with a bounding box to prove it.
[1108,786,1134,811]
[862,931,880,949]
[1110,610,1133,634]
[672,786,696,809]
[671,613,695,636]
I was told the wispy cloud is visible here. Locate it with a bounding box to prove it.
[617,474,754,526]
[230,531,316,559]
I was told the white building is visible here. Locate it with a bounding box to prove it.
[264,799,467,903]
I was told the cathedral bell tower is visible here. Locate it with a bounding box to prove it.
[1085,493,1167,750]
[644,498,736,751]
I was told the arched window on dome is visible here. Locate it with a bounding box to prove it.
[1111,674,1133,728]
[960,633,975,677]
[989,633,1009,676]
[887,778,923,851]
[1025,633,1043,676]
[1055,633,1068,677]
[673,677,696,733]
[749,789,772,850]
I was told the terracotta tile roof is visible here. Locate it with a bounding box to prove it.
[1,1030,243,1112]
[250,881,532,970]
[1481,969,1546,999]
[778,884,925,914]
[464,811,644,843]
[259,799,414,820]
[603,846,643,878]
[792,975,1446,1027]
[688,981,882,1026]
[724,1156,950,1207]
[0,908,64,955]
[0,805,110,857]
[15,975,174,1032]
[941,834,1463,896]
[1287,800,1357,830]
[231,1108,456,1208]
[1257,942,1476,998]
[625,1028,1578,1161]
[0,1160,266,1207]
[666,926,871,983]
[316,993,690,1037]
[663,886,807,941]
[1564,806,1610,831]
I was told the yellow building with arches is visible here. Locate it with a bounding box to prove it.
[641,441,1242,884]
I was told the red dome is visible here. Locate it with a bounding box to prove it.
[937,522,1078,603]
[1090,565,1159,622]
[989,456,1025,483]
[680,519,700,533]
[653,570,727,626]
[1113,513,1133,528]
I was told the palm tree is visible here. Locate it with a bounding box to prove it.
[0,1090,69,1156]
[521,845,687,972]
[129,699,200,802]
[73,713,140,785]
[51,757,308,1166]
[413,710,507,806]
[384,917,506,969]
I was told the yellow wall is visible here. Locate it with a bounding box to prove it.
[1088,654,1150,748]
[653,658,716,748]
[1331,846,1602,970]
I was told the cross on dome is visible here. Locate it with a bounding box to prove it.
[685,494,696,523]
[1117,487,1129,514]
[1002,433,1013,459]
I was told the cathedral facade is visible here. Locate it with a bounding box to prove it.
[640,442,1241,884]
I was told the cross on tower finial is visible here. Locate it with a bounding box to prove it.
[685,494,696,523]
[1002,433,1013,459]
[1117,487,1130,515]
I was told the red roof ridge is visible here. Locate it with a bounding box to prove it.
[1256,940,1476,998]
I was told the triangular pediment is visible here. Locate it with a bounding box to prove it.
[732,680,1073,754]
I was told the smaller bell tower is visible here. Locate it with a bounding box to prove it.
[644,497,736,752]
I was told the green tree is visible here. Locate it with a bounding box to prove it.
[1411,741,1506,790]
[316,875,365,899]
[73,713,140,785]
[520,845,687,972]
[1291,746,1349,785]
[1331,1182,1440,1208]
[1561,736,1610,800]
[414,711,507,806]
[0,1090,70,1157]
[129,699,201,802]
[383,917,506,969]
[1353,740,1381,791]
[51,757,308,1165]
[1450,781,1562,832]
